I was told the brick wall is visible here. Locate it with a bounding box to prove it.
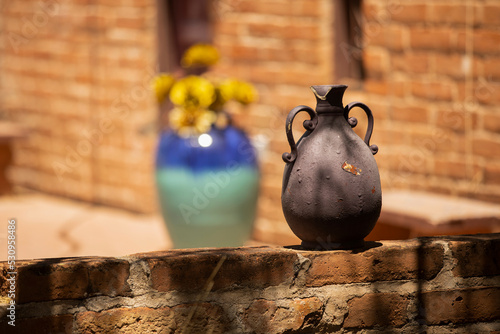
[209,0,500,244]
[361,0,500,202]
[0,0,158,212]
[1,1,499,237]
[1,234,499,333]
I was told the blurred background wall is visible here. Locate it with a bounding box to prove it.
[0,0,499,243]
[0,0,158,212]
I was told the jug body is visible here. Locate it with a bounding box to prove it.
[281,85,381,249]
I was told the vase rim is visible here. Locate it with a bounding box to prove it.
[310,85,348,100]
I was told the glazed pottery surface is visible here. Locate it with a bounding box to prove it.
[156,125,259,248]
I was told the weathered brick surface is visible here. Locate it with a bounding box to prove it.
[0,236,499,333]
[0,257,131,304]
[421,287,500,325]
[75,304,227,334]
[243,297,323,334]
[143,247,297,292]
[344,293,410,328]
[449,235,500,277]
[304,240,444,286]
[0,314,73,334]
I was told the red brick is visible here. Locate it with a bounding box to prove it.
[0,314,74,334]
[0,258,131,304]
[245,65,326,86]
[362,2,381,21]
[243,297,323,334]
[258,198,286,223]
[363,100,389,120]
[410,127,466,154]
[115,17,148,29]
[290,44,323,65]
[485,164,500,186]
[483,57,500,80]
[433,159,480,180]
[391,4,428,23]
[143,247,297,292]
[434,53,482,79]
[304,240,444,286]
[344,293,409,328]
[392,150,432,176]
[483,4,500,25]
[450,235,500,277]
[367,25,406,51]
[243,299,278,333]
[87,260,132,297]
[428,4,471,24]
[388,78,409,97]
[392,52,430,74]
[436,109,478,132]
[473,138,500,157]
[364,79,388,95]
[247,22,321,41]
[475,82,500,105]
[473,30,500,54]
[0,0,156,213]
[371,127,408,148]
[458,29,500,55]
[391,103,428,123]
[76,304,227,333]
[233,0,323,18]
[213,21,242,36]
[411,80,454,101]
[260,177,282,202]
[226,43,321,66]
[363,48,389,75]
[410,27,455,51]
[421,287,500,325]
[283,66,328,86]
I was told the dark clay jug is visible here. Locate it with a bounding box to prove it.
[281,85,381,250]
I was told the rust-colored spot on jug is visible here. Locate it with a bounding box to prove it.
[342,161,361,176]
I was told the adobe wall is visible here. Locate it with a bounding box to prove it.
[1,234,499,333]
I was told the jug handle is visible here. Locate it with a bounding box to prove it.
[282,105,317,163]
[344,102,379,155]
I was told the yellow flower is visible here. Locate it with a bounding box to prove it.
[218,79,238,102]
[234,81,258,105]
[217,79,258,105]
[152,73,175,104]
[219,79,258,105]
[169,107,216,136]
[209,83,230,111]
[169,76,216,109]
[181,43,220,68]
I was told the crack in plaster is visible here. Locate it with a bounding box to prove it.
[290,253,311,289]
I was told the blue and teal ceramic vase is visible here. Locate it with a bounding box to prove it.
[155,125,259,248]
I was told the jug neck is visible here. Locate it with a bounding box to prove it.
[311,85,347,114]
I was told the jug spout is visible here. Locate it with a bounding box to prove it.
[311,85,347,112]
